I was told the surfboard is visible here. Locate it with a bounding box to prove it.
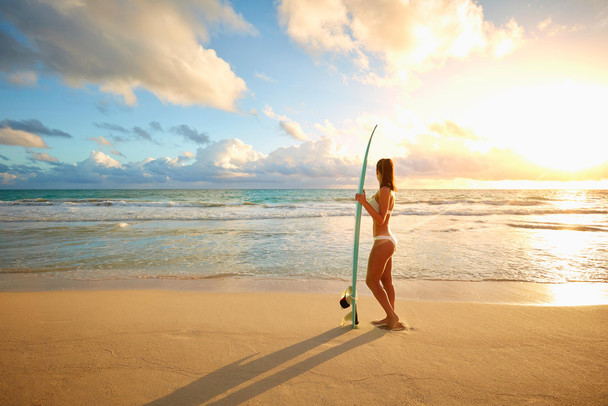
[351,124,377,328]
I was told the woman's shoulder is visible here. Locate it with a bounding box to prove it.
[379,186,393,195]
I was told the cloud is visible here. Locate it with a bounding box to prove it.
[0,172,17,184]
[177,151,195,165]
[21,151,127,186]
[279,121,306,142]
[90,136,113,146]
[0,0,255,111]
[150,121,163,132]
[132,126,152,142]
[8,70,37,86]
[166,137,359,186]
[277,0,525,84]
[80,151,122,169]
[95,123,129,134]
[263,105,308,141]
[0,118,72,138]
[429,120,480,140]
[0,135,360,187]
[278,0,354,54]
[263,137,358,178]
[308,110,605,184]
[195,138,265,172]
[170,125,210,145]
[397,133,490,178]
[0,29,35,70]
[2,111,606,188]
[0,127,48,148]
[255,72,277,82]
[2,133,606,188]
[537,17,585,37]
[95,121,210,145]
[29,152,58,163]
[95,122,151,144]
[393,131,561,183]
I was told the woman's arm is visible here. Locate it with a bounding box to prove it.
[374,187,391,225]
[355,188,391,225]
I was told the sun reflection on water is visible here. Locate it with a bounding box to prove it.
[525,226,599,282]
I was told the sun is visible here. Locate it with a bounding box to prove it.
[471,81,608,172]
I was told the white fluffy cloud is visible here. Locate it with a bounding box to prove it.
[80,151,122,169]
[0,0,255,111]
[194,138,265,172]
[0,136,361,187]
[278,0,525,84]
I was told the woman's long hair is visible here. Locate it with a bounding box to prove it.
[376,158,397,191]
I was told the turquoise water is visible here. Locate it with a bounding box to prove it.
[1,189,607,284]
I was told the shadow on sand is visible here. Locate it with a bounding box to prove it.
[146,327,384,405]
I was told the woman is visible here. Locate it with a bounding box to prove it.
[355,158,403,330]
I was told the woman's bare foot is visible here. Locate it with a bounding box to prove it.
[371,318,388,326]
[380,321,407,331]
[385,314,400,329]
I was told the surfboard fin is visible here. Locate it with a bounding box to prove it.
[339,286,353,308]
[339,286,359,326]
[341,309,359,327]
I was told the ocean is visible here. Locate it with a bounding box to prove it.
[1,189,607,285]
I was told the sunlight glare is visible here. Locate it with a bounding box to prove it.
[548,283,608,306]
[471,81,608,172]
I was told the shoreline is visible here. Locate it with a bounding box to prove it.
[1,273,607,306]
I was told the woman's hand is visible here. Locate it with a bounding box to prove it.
[355,190,366,204]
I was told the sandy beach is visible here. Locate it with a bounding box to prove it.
[1,287,606,405]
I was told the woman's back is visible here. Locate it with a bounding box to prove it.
[372,187,394,237]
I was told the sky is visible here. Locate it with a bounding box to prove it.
[1,0,607,189]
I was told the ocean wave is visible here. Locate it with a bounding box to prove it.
[0,267,73,274]
[484,200,547,206]
[0,214,336,223]
[507,223,608,232]
[131,272,253,280]
[0,199,232,208]
[398,199,549,207]
[3,268,605,284]
[2,206,608,222]
[406,199,548,206]
[398,208,608,217]
[0,198,333,208]
[0,199,309,209]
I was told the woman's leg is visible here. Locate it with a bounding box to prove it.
[366,241,399,328]
[381,257,395,310]
[370,251,396,325]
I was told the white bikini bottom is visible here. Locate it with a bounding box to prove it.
[374,234,397,247]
